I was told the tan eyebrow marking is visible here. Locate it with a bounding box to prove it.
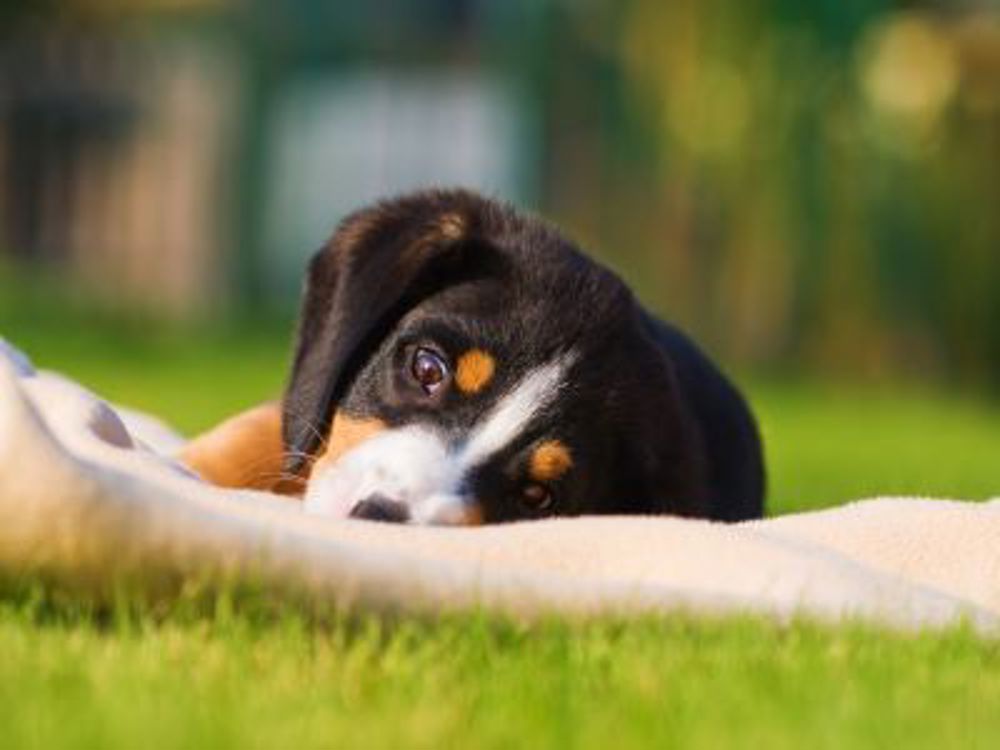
[455,349,496,394]
[436,212,466,240]
[529,440,573,483]
[342,209,467,260]
[404,211,468,260]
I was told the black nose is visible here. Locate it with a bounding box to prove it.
[349,495,410,523]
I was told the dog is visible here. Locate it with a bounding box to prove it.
[182,189,765,524]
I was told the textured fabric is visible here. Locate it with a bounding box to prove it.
[0,340,997,632]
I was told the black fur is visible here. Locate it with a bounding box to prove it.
[284,189,765,522]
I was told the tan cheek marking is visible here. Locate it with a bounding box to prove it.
[529,440,573,483]
[455,349,496,394]
[311,413,387,477]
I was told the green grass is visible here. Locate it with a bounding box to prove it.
[754,380,1000,514]
[2,278,1000,749]
[0,605,997,750]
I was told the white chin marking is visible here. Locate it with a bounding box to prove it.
[303,353,575,525]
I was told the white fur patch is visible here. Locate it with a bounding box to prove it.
[303,426,455,519]
[460,357,571,468]
[303,354,575,524]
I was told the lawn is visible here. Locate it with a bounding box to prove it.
[2,286,1000,749]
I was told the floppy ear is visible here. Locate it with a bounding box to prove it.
[282,197,476,470]
[613,325,710,518]
[629,382,710,518]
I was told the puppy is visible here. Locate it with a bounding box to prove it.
[183,189,765,524]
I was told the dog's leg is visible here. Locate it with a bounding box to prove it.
[179,402,303,495]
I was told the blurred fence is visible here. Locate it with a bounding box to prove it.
[1,0,999,385]
[0,23,238,314]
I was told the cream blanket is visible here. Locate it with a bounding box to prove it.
[1,339,997,632]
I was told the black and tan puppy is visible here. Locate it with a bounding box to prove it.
[184,189,765,524]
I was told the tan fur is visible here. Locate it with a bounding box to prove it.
[456,505,484,526]
[436,212,466,240]
[529,440,573,483]
[310,413,388,477]
[183,404,387,496]
[407,212,467,258]
[454,349,496,394]
[180,402,301,494]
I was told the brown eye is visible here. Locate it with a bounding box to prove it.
[520,483,554,513]
[410,347,449,394]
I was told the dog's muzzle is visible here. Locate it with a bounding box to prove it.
[303,425,477,525]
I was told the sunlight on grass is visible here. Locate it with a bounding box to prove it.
[0,601,997,750]
[752,381,1000,514]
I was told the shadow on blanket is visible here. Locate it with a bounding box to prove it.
[0,339,997,632]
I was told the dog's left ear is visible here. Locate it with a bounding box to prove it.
[283,195,484,470]
[615,333,710,518]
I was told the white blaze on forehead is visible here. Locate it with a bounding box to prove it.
[303,353,576,524]
[460,354,574,469]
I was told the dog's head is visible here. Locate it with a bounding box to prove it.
[284,189,707,524]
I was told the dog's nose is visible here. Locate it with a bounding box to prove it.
[349,495,410,523]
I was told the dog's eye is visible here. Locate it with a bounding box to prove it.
[410,347,450,394]
[520,483,554,513]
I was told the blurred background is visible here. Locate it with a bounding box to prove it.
[3,0,1000,381]
[1,0,999,510]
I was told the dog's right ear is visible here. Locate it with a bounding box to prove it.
[283,194,482,471]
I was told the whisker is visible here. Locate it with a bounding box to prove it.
[281,449,319,462]
[254,470,309,488]
[281,404,331,453]
[280,450,320,472]
[220,454,298,488]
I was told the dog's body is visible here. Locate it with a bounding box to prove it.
[183,189,764,524]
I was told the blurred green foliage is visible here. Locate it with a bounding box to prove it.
[541,1,1000,386]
